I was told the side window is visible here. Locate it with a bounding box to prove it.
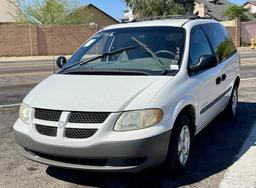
[189,26,212,66]
[218,25,237,56]
[201,23,236,62]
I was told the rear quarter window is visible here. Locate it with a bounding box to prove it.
[201,23,236,62]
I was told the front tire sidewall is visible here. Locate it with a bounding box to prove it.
[163,114,193,176]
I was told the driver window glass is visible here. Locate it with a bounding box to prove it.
[189,26,212,66]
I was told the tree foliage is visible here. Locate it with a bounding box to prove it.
[124,0,195,18]
[224,5,249,21]
[9,0,80,24]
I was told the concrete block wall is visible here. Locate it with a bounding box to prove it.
[222,17,241,47]
[0,20,241,57]
[0,24,97,57]
[0,25,37,56]
[226,26,236,45]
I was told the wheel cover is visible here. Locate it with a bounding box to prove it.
[178,125,190,166]
[232,89,238,115]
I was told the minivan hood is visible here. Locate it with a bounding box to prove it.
[24,74,171,112]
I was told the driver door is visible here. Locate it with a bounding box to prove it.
[189,26,223,132]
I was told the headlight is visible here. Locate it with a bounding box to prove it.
[114,109,163,131]
[19,103,31,125]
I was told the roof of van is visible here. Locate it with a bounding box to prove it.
[104,17,217,30]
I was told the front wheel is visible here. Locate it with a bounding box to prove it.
[162,114,193,176]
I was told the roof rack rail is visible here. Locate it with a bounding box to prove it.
[121,15,213,23]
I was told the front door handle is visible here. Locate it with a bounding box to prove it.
[216,77,222,85]
[222,74,226,81]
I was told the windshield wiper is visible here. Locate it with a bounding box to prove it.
[64,69,151,76]
[131,37,167,74]
[61,46,135,73]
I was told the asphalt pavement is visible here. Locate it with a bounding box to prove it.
[0,49,256,188]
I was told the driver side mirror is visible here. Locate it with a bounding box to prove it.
[189,55,218,74]
[56,56,67,69]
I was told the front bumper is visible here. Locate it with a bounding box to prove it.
[14,118,171,172]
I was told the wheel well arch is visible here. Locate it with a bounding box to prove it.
[234,76,240,88]
[174,104,197,135]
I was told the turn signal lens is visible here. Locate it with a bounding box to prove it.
[19,103,31,125]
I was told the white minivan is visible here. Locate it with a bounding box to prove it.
[14,16,240,176]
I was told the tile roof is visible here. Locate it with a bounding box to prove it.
[247,1,256,6]
[195,0,233,21]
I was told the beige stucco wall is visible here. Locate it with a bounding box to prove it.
[221,20,236,27]
[194,3,207,17]
[0,0,16,23]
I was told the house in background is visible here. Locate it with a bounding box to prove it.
[194,0,233,21]
[122,0,232,22]
[122,8,134,22]
[0,2,118,27]
[243,1,256,14]
[0,0,16,24]
[67,4,119,28]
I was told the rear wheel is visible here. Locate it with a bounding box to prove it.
[162,114,193,176]
[224,86,238,117]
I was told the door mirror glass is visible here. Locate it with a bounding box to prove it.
[189,55,218,74]
[56,56,67,69]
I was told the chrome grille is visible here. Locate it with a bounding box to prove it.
[35,124,57,137]
[65,128,97,139]
[68,112,110,123]
[34,108,62,122]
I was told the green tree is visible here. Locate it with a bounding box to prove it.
[224,5,249,21]
[248,12,256,20]
[9,0,80,24]
[124,0,195,18]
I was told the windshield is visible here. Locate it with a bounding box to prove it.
[61,26,186,75]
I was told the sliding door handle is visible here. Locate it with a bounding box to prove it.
[216,77,222,85]
[222,74,226,81]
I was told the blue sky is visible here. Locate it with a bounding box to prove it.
[80,0,248,21]
[231,0,247,4]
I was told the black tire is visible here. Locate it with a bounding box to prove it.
[162,114,193,177]
[224,86,238,117]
